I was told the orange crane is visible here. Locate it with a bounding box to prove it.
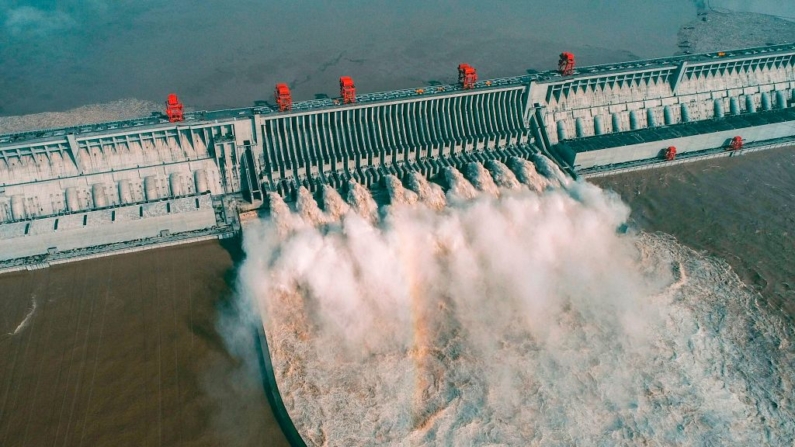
[558,52,575,76]
[275,83,292,112]
[340,76,356,104]
[458,63,478,89]
[165,94,184,122]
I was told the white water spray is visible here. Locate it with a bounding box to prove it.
[267,192,301,236]
[532,153,571,187]
[346,180,378,222]
[443,166,478,201]
[321,185,350,221]
[238,162,795,446]
[296,186,329,226]
[508,156,551,192]
[484,159,522,190]
[406,172,446,211]
[385,174,419,206]
[464,162,500,197]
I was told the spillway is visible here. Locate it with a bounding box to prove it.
[2,42,795,268]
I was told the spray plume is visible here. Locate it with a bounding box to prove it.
[234,159,795,446]
[321,184,350,221]
[443,166,478,201]
[296,186,329,226]
[464,162,500,197]
[346,180,378,222]
[508,156,551,192]
[406,171,446,211]
[385,174,419,206]
[484,159,522,190]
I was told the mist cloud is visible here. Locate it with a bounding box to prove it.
[230,162,795,445]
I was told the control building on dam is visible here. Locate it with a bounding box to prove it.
[1,43,795,267]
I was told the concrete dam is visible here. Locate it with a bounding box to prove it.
[2,42,795,268]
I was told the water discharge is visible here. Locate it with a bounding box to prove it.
[321,185,350,221]
[443,166,479,201]
[406,172,446,211]
[386,174,419,206]
[465,162,501,197]
[485,159,522,191]
[238,158,795,446]
[346,180,379,223]
[508,156,551,192]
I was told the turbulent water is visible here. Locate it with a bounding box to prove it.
[236,156,795,446]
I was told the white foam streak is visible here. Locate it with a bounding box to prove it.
[9,295,37,335]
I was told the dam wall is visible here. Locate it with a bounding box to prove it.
[532,45,795,146]
[2,43,795,264]
[254,85,532,195]
[0,120,253,223]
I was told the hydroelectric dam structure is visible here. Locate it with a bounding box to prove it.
[2,43,795,270]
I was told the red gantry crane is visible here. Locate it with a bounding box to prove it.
[558,52,575,76]
[728,136,744,151]
[458,63,478,89]
[340,76,356,104]
[275,83,293,112]
[665,146,677,161]
[165,94,184,122]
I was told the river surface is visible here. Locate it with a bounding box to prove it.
[594,147,795,318]
[1,0,696,115]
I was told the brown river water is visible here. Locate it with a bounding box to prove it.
[594,147,795,317]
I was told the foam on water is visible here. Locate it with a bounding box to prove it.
[241,164,795,446]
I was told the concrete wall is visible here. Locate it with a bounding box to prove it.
[0,195,216,261]
[533,48,795,146]
[572,120,795,170]
[0,122,239,223]
[252,86,530,192]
